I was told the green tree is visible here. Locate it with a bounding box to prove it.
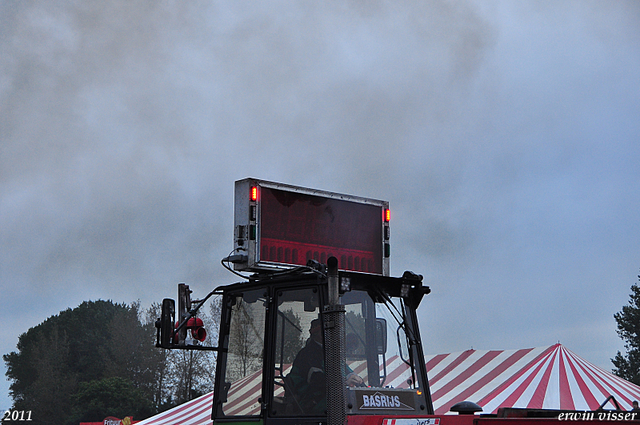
[21,326,77,425]
[69,377,154,423]
[104,302,169,410]
[5,295,222,424]
[4,300,167,425]
[612,275,640,385]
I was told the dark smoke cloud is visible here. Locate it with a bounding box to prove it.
[1,0,639,409]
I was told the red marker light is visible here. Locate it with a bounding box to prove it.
[384,209,390,222]
[250,186,258,201]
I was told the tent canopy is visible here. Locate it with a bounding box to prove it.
[428,344,640,414]
[136,344,640,425]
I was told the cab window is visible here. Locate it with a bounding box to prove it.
[218,288,267,417]
[270,287,323,417]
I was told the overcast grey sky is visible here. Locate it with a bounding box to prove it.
[1,0,639,410]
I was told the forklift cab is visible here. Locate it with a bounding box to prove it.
[211,266,433,424]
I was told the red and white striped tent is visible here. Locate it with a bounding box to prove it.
[428,344,640,414]
[136,344,640,425]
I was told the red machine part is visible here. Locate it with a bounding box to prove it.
[173,318,207,343]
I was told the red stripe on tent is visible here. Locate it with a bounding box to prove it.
[571,351,620,405]
[431,350,502,402]
[174,404,211,425]
[435,348,535,414]
[594,368,640,404]
[352,362,368,375]
[159,397,203,416]
[143,393,212,425]
[581,353,640,406]
[476,345,556,408]
[598,357,640,398]
[429,350,475,385]
[224,370,263,415]
[558,350,575,410]
[223,372,258,412]
[384,358,411,387]
[600,365,640,401]
[567,348,632,408]
[169,397,212,424]
[528,348,558,409]
[426,353,450,373]
[500,356,548,408]
[563,351,600,409]
[377,356,410,387]
[225,378,262,415]
[478,345,557,409]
